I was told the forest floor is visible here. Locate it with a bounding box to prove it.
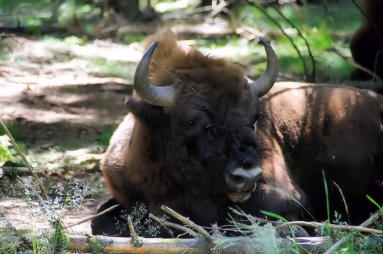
[0,35,140,235]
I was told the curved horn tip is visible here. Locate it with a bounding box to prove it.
[250,37,279,97]
[146,40,159,55]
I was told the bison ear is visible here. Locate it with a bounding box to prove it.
[125,97,168,127]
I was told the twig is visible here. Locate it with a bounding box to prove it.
[280,220,383,235]
[65,204,120,229]
[0,118,48,199]
[327,46,382,82]
[271,6,316,82]
[324,210,382,254]
[160,205,214,243]
[149,213,199,238]
[128,216,143,247]
[208,0,230,19]
[250,2,310,81]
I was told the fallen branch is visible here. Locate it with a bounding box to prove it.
[280,220,383,235]
[128,216,143,247]
[324,210,382,254]
[64,204,120,229]
[69,234,328,253]
[149,213,200,238]
[161,205,214,243]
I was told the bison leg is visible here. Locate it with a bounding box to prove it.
[91,198,131,236]
[91,198,175,237]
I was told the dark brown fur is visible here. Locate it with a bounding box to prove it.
[350,0,383,81]
[255,82,383,222]
[92,32,383,237]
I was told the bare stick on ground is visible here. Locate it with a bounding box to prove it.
[149,213,200,238]
[161,205,214,243]
[69,234,328,253]
[65,204,120,229]
[280,219,383,235]
[128,216,143,247]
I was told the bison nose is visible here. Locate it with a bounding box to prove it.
[225,167,262,192]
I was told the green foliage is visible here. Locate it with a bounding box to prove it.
[92,58,136,80]
[323,171,330,222]
[88,236,103,254]
[260,210,288,223]
[236,1,361,81]
[96,128,114,147]
[322,170,332,236]
[366,195,383,215]
[48,220,70,253]
[122,33,146,43]
[0,135,13,165]
[0,0,102,35]
[0,121,21,141]
[333,181,350,223]
[32,236,42,254]
[260,210,299,253]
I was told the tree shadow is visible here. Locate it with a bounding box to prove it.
[1,82,132,149]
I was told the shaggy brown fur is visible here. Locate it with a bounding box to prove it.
[350,0,383,81]
[256,82,383,222]
[144,29,248,94]
[92,30,383,237]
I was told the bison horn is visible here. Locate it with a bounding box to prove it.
[134,40,176,107]
[250,38,279,97]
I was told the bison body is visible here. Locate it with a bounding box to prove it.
[92,31,383,237]
[254,83,383,222]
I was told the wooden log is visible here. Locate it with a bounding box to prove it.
[69,235,328,254]
[70,236,209,254]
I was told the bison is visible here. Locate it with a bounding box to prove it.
[92,30,383,237]
[350,0,383,81]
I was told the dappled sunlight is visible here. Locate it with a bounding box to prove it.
[1,36,141,88]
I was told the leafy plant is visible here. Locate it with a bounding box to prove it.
[322,170,332,235]
[366,195,383,215]
[47,220,70,253]
[0,135,13,165]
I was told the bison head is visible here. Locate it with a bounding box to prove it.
[128,38,278,203]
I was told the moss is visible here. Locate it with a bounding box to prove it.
[88,236,103,254]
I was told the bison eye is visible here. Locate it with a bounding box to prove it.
[187,119,196,126]
[248,114,260,128]
[204,124,213,131]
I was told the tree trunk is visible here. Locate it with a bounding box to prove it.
[109,0,141,21]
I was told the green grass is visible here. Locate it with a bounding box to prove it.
[96,127,114,147]
[91,58,136,80]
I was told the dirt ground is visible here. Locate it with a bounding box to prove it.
[0,35,139,235]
